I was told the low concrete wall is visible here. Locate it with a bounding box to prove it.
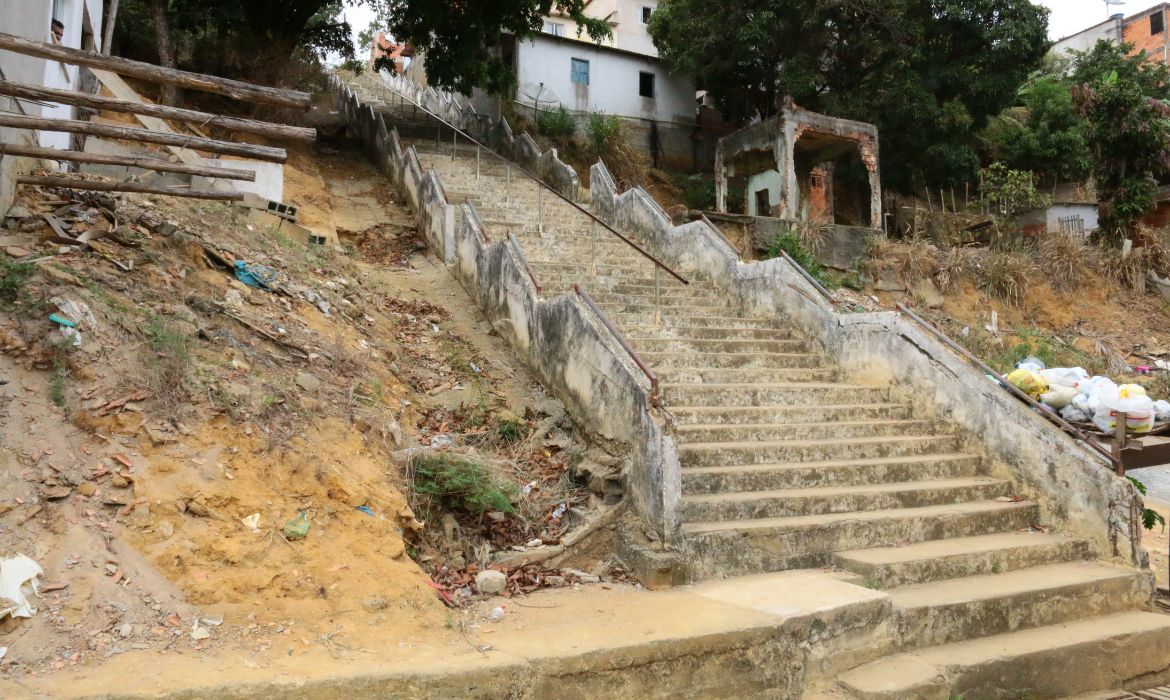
[331,76,683,547]
[591,160,1146,567]
[373,70,581,201]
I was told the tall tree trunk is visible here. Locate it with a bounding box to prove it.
[101,0,119,55]
[149,0,177,105]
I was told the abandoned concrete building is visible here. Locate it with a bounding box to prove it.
[714,98,882,268]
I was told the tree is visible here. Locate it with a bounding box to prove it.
[982,75,1091,185]
[148,0,177,105]
[647,0,1050,192]
[377,1,611,95]
[1072,41,1170,245]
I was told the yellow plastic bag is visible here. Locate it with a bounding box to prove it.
[1006,369,1048,398]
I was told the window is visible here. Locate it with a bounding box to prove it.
[544,21,565,37]
[639,5,654,24]
[571,58,590,85]
[1153,11,1165,35]
[639,71,656,98]
[754,190,771,216]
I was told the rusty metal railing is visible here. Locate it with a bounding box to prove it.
[575,284,660,408]
[895,302,1118,468]
[508,232,541,295]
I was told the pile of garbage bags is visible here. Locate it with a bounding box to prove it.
[1006,357,1170,435]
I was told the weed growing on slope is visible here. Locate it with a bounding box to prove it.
[411,453,519,515]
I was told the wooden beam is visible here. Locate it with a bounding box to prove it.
[0,31,311,109]
[0,80,316,143]
[0,143,257,181]
[16,175,245,201]
[0,113,287,163]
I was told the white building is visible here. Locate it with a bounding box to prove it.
[1,0,106,213]
[510,0,698,168]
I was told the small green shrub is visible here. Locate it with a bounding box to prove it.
[676,174,717,211]
[496,417,527,444]
[0,262,36,307]
[766,232,835,289]
[537,105,577,139]
[1128,477,1167,531]
[144,317,192,413]
[584,111,623,156]
[412,453,518,514]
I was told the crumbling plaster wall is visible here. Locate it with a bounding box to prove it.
[332,75,684,546]
[593,160,1146,567]
[375,69,581,201]
[716,107,882,231]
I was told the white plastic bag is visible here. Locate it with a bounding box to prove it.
[1039,367,1089,389]
[1155,400,1170,422]
[0,554,43,619]
[1040,385,1078,409]
[1093,385,1156,434]
[1061,403,1092,423]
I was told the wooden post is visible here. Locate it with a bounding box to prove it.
[101,0,120,55]
[1114,412,1128,476]
[0,31,311,109]
[0,113,287,163]
[0,80,315,142]
[0,143,256,180]
[16,175,245,201]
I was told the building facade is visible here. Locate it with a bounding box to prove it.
[0,0,105,214]
[1051,3,1170,65]
[512,0,698,169]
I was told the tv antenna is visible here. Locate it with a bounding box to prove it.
[1104,0,1126,18]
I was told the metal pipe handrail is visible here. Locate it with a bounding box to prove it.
[508,232,542,295]
[698,212,743,258]
[895,302,1118,467]
[369,72,689,286]
[574,283,660,408]
[465,199,489,243]
[779,250,834,301]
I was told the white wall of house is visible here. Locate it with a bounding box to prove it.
[1051,16,1123,60]
[515,35,693,125]
[542,0,661,58]
[1047,203,1099,234]
[747,169,781,217]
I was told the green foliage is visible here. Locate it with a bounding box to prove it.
[583,112,623,156]
[1072,41,1170,245]
[1129,477,1167,531]
[675,174,717,211]
[982,75,1091,183]
[766,233,835,289]
[411,453,518,514]
[537,105,577,139]
[648,0,1051,191]
[979,162,1051,218]
[381,0,612,95]
[496,417,527,444]
[0,262,36,308]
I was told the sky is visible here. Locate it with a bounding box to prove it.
[337,1,1169,57]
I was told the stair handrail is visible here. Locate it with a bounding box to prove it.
[365,72,689,286]
[574,283,660,408]
[895,302,1118,468]
[508,231,542,295]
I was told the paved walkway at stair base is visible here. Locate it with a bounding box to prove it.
[3,572,888,699]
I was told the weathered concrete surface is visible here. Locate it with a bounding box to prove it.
[590,158,1146,568]
[3,572,891,700]
[331,76,683,547]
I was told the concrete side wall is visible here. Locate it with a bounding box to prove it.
[1052,18,1123,59]
[332,75,683,546]
[375,69,581,201]
[592,161,1146,567]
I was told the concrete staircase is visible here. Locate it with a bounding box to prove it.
[347,74,1170,699]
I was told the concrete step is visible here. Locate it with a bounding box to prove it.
[663,382,889,407]
[682,477,1011,522]
[679,435,963,468]
[888,561,1153,650]
[644,351,825,370]
[670,403,914,425]
[681,500,1040,579]
[611,314,783,330]
[590,292,744,309]
[630,337,808,354]
[613,325,797,341]
[834,532,1093,588]
[658,367,838,384]
[836,611,1170,700]
[681,454,981,494]
[674,419,937,443]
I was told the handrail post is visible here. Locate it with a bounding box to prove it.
[590,220,597,276]
[451,128,457,161]
[506,163,511,200]
[435,125,440,147]
[476,146,481,181]
[1114,413,1128,476]
[538,185,544,234]
[654,266,662,327]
